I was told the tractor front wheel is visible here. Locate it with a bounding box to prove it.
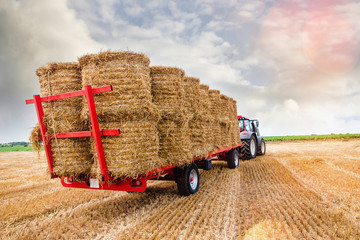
[241,135,257,160]
[258,139,266,155]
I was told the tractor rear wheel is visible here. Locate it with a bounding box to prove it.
[241,135,257,160]
[258,139,266,155]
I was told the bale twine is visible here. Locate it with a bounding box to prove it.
[209,90,221,150]
[79,51,157,121]
[199,84,212,154]
[150,66,185,122]
[219,94,231,148]
[90,120,160,179]
[36,62,91,177]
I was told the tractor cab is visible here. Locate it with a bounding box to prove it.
[237,115,266,159]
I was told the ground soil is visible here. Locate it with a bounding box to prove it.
[1,139,360,239]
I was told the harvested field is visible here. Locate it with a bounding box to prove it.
[2,139,360,239]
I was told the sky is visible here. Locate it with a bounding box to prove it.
[1,0,360,143]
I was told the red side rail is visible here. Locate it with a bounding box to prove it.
[60,142,242,192]
[26,85,119,180]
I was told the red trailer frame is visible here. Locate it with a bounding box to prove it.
[26,85,242,193]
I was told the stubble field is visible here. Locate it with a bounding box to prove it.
[1,139,360,239]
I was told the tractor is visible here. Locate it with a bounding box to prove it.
[238,115,266,160]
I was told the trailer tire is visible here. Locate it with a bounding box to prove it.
[226,149,239,169]
[175,163,199,196]
[241,135,257,160]
[257,139,266,155]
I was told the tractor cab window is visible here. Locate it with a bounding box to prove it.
[244,119,252,132]
[239,119,244,131]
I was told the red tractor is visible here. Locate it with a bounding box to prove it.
[238,115,266,160]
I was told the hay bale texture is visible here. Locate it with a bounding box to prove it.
[79,51,157,121]
[232,99,241,144]
[208,89,222,150]
[183,77,201,118]
[199,84,212,154]
[228,97,240,145]
[36,63,91,177]
[150,67,190,165]
[183,77,205,158]
[90,120,161,178]
[79,51,160,179]
[219,94,232,148]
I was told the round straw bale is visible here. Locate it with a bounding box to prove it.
[91,120,160,179]
[37,62,85,133]
[150,66,185,122]
[36,62,91,177]
[79,51,157,121]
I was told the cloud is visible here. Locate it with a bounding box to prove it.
[1,0,360,142]
[0,0,101,142]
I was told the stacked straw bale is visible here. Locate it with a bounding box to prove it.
[199,84,213,154]
[228,97,240,145]
[36,63,91,177]
[219,94,232,148]
[232,99,241,144]
[91,120,161,178]
[150,67,190,166]
[208,89,222,150]
[79,51,157,121]
[184,77,206,158]
[79,51,160,179]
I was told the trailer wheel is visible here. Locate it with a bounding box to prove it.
[175,163,199,196]
[226,149,239,169]
[257,139,266,155]
[241,135,257,160]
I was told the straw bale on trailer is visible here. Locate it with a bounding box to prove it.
[36,62,91,177]
[183,77,205,158]
[79,51,157,121]
[150,66,185,122]
[228,97,240,145]
[208,89,221,150]
[183,77,201,118]
[231,99,241,144]
[157,120,190,166]
[219,94,232,148]
[91,120,160,179]
[150,66,190,165]
[199,84,212,154]
[79,51,160,179]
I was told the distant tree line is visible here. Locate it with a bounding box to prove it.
[0,142,29,147]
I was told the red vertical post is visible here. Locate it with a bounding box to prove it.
[84,85,111,181]
[33,95,56,178]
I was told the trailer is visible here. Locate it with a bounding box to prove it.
[26,85,242,196]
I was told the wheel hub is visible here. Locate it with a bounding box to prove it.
[189,169,198,190]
